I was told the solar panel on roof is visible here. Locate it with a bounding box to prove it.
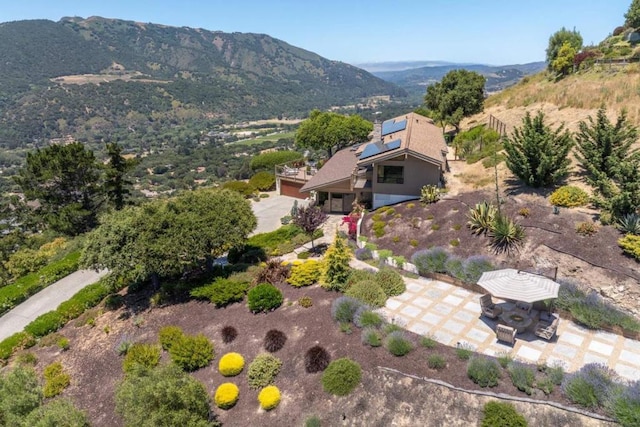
[359,138,402,160]
[381,119,407,135]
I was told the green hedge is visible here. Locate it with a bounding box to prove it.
[0,251,80,316]
[24,311,66,338]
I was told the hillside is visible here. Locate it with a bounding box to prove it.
[0,17,406,149]
[372,62,546,98]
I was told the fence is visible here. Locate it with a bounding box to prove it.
[488,114,507,136]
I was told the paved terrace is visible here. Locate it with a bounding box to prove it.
[369,265,640,382]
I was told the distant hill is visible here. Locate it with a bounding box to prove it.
[371,62,546,97]
[0,17,405,148]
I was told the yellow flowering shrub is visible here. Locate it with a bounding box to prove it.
[549,186,589,207]
[214,383,239,409]
[287,260,323,287]
[219,352,245,376]
[258,385,281,410]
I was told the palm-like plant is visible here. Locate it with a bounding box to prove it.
[489,213,526,253]
[617,213,640,235]
[467,202,497,235]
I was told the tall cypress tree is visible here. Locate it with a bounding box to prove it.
[503,111,574,188]
[104,142,136,210]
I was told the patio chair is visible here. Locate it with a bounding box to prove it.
[534,316,559,341]
[496,324,517,345]
[515,301,532,314]
[480,294,502,319]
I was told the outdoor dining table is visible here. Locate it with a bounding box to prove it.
[499,310,533,334]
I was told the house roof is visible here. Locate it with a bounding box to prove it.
[300,112,447,193]
[300,147,358,192]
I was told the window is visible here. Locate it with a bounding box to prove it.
[377,165,404,184]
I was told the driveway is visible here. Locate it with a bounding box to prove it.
[250,192,308,235]
[0,269,108,341]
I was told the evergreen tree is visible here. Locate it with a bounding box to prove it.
[14,143,102,235]
[626,0,640,28]
[321,234,352,291]
[104,142,136,210]
[546,27,582,71]
[503,111,574,188]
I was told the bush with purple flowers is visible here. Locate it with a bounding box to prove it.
[461,255,494,283]
[607,380,640,427]
[562,363,617,409]
[355,247,372,261]
[411,247,449,274]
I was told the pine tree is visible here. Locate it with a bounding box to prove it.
[320,234,352,291]
[104,142,137,210]
[503,111,574,188]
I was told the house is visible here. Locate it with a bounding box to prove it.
[287,112,448,213]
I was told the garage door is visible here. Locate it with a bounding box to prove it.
[280,179,306,199]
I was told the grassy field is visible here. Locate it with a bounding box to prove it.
[232,131,296,146]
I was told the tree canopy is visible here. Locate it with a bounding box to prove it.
[14,143,102,235]
[295,110,372,158]
[503,111,574,188]
[81,188,256,286]
[626,0,640,28]
[546,27,583,71]
[423,69,485,133]
[575,108,640,217]
[551,41,578,76]
[104,142,137,210]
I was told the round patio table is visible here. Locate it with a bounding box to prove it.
[499,311,533,334]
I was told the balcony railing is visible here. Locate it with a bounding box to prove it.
[275,163,317,182]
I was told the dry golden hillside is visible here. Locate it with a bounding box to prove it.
[465,65,640,135]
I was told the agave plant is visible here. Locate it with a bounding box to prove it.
[489,213,525,253]
[420,185,441,204]
[617,213,640,235]
[467,201,497,235]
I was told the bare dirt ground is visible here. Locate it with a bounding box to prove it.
[20,283,614,427]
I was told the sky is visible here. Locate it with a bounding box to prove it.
[1,1,632,65]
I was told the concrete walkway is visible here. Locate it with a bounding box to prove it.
[250,193,309,235]
[369,265,640,381]
[0,269,108,341]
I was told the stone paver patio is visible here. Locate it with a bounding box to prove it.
[375,270,640,382]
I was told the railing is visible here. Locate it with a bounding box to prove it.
[275,162,316,182]
[488,114,507,136]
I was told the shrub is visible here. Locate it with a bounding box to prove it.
[305,415,322,427]
[221,326,238,344]
[287,260,323,287]
[549,186,590,208]
[158,326,184,351]
[122,343,161,373]
[361,327,383,347]
[0,365,42,425]
[409,239,419,247]
[607,380,640,427]
[298,296,313,308]
[496,352,513,369]
[508,362,536,395]
[518,207,530,217]
[345,281,388,308]
[481,401,528,427]
[215,382,240,409]
[247,283,283,313]
[420,335,438,349]
[444,256,465,280]
[427,354,446,370]
[456,342,475,360]
[375,268,406,297]
[264,329,287,353]
[116,363,213,427]
[222,180,255,198]
[354,309,383,328]
[250,151,302,172]
[354,247,373,260]
[190,278,249,307]
[321,234,352,290]
[547,362,565,385]
[411,247,449,275]
[22,398,90,426]
[372,220,386,237]
[24,310,65,337]
[467,201,497,235]
[345,269,376,290]
[431,223,441,231]
[321,358,362,396]
[385,331,413,356]
[618,213,640,235]
[0,332,35,360]
[467,357,501,387]
[576,221,598,236]
[420,185,441,204]
[258,385,281,410]
[43,361,71,398]
[305,346,331,373]
[619,234,640,261]
[254,258,291,286]
[219,352,245,376]
[15,352,38,366]
[169,334,214,372]
[249,171,276,191]
[247,353,282,389]
[562,363,616,408]
[56,336,70,351]
[449,238,460,247]
[462,256,494,283]
[489,213,526,253]
[331,296,363,323]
